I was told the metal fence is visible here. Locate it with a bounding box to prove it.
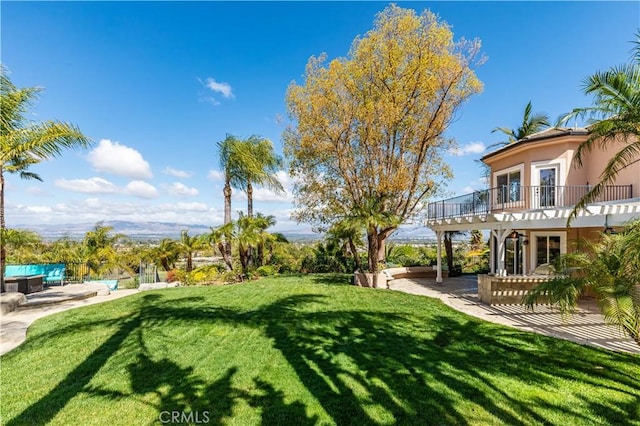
[427,184,633,220]
[139,262,159,284]
[64,262,92,283]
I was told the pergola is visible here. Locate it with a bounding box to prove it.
[427,199,640,282]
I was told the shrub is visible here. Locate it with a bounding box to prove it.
[174,265,218,286]
[166,269,178,283]
[255,265,279,276]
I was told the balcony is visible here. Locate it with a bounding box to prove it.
[427,185,633,220]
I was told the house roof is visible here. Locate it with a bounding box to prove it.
[481,126,590,162]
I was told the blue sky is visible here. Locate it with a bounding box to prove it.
[3,1,639,233]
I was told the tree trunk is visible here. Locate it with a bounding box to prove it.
[223,179,232,266]
[247,182,253,218]
[348,237,363,272]
[239,243,249,275]
[377,238,386,263]
[217,242,233,271]
[1,167,6,292]
[444,232,454,273]
[186,253,193,273]
[247,182,254,267]
[257,242,265,266]
[367,228,379,288]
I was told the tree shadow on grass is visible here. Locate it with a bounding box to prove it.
[307,273,353,286]
[6,290,640,425]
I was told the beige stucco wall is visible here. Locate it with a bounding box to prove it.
[485,133,639,198]
[578,137,640,197]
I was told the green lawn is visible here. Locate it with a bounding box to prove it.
[1,275,639,425]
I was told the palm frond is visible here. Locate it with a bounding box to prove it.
[522,276,584,318]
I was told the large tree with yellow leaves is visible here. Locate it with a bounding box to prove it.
[284,5,483,283]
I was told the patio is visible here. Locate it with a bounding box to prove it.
[388,275,640,354]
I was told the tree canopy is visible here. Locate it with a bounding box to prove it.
[284,5,483,276]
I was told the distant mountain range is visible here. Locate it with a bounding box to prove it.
[13,220,322,242]
[14,221,436,243]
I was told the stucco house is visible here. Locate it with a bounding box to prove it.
[426,127,640,291]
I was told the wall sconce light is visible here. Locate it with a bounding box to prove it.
[508,230,519,240]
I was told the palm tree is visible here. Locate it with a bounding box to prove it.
[44,236,83,264]
[523,219,640,346]
[217,135,283,265]
[146,238,180,272]
[203,223,235,271]
[0,67,91,289]
[252,212,276,267]
[217,134,251,264]
[350,197,400,288]
[232,136,282,267]
[241,136,284,218]
[490,101,550,148]
[326,219,364,272]
[3,228,42,263]
[83,223,128,277]
[559,32,640,223]
[235,212,275,275]
[177,229,206,273]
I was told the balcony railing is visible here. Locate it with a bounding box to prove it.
[427,184,633,220]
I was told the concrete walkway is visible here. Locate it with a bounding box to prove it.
[388,276,639,354]
[0,285,138,356]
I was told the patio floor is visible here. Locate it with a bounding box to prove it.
[388,275,639,354]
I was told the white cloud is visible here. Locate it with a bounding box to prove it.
[55,177,118,194]
[163,167,192,179]
[174,202,208,211]
[231,170,296,203]
[125,181,159,199]
[25,206,53,214]
[253,187,294,203]
[449,142,486,157]
[88,139,153,179]
[26,186,52,197]
[164,182,199,197]
[201,77,234,99]
[208,170,224,181]
[275,170,294,189]
[460,177,489,194]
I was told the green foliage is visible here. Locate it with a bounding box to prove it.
[524,220,640,345]
[174,264,219,286]
[300,240,356,273]
[385,244,437,267]
[255,265,279,277]
[82,223,132,278]
[490,101,550,147]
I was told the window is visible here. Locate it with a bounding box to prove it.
[496,170,521,203]
[536,235,561,266]
[530,231,566,270]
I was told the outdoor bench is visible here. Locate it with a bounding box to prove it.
[4,263,66,287]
